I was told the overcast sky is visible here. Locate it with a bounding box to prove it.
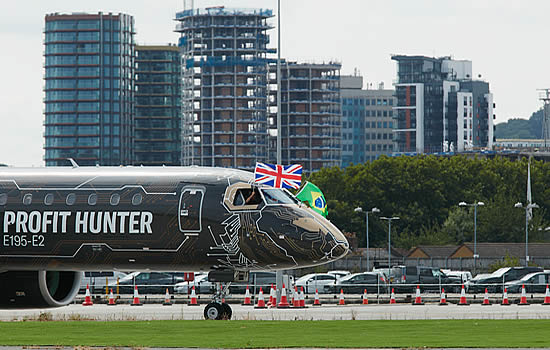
[1,0,548,166]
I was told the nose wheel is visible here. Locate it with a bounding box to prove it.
[204,282,233,320]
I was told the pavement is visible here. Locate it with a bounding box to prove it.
[3,302,550,321]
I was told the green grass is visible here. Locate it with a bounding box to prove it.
[0,320,549,348]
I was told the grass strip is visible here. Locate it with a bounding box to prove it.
[0,319,549,348]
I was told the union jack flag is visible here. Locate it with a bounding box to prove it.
[254,162,302,189]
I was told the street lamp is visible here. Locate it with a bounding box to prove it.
[459,201,484,272]
[380,216,400,274]
[354,207,380,271]
[514,202,539,266]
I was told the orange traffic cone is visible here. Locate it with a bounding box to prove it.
[242,285,252,306]
[413,285,423,305]
[188,285,199,306]
[313,289,322,306]
[277,284,290,308]
[482,288,490,305]
[163,288,172,306]
[362,289,369,305]
[107,288,116,306]
[390,288,396,304]
[131,285,142,306]
[439,288,447,305]
[268,284,276,307]
[299,287,306,308]
[544,285,550,305]
[292,287,299,308]
[458,284,469,305]
[502,287,510,305]
[519,284,529,305]
[338,289,345,305]
[255,287,267,309]
[82,284,93,306]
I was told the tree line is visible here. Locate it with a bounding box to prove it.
[308,155,550,249]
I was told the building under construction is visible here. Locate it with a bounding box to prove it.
[268,61,342,172]
[175,7,274,169]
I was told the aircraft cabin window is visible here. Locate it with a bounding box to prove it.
[88,193,98,206]
[261,188,296,205]
[44,193,54,206]
[0,193,7,206]
[132,193,143,206]
[23,193,32,206]
[110,193,120,206]
[233,188,262,206]
[66,193,76,206]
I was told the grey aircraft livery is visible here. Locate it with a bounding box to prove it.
[0,166,349,319]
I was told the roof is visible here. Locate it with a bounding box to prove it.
[455,243,550,258]
[407,245,460,258]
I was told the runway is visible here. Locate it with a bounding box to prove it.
[3,303,550,321]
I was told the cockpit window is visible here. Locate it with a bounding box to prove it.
[233,188,262,206]
[261,188,297,205]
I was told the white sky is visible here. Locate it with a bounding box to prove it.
[1,0,548,166]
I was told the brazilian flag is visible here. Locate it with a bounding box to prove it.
[296,181,328,217]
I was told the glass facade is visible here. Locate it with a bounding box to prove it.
[44,12,135,166]
[134,45,182,165]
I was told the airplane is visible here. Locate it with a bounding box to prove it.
[0,165,349,319]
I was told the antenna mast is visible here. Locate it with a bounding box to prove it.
[537,89,550,149]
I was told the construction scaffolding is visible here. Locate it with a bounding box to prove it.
[538,89,550,149]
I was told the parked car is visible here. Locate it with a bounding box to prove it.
[323,272,387,294]
[327,270,351,280]
[229,272,294,294]
[505,271,550,293]
[79,271,128,293]
[118,272,186,294]
[174,273,213,294]
[392,266,456,292]
[295,273,338,293]
[466,267,543,293]
[441,270,473,284]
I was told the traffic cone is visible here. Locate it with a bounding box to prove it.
[458,284,469,305]
[482,288,490,305]
[502,287,510,305]
[268,284,276,307]
[242,285,252,306]
[519,284,529,305]
[413,285,424,305]
[544,285,550,305]
[255,287,267,309]
[82,284,93,306]
[439,288,447,305]
[163,288,172,306]
[131,285,142,306]
[292,287,299,308]
[313,289,322,306]
[390,288,396,304]
[107,288,116,306]
[299,287,306,308]
[188,285,199,306]
[338,289,345,305]
[277,284,290,308]
[362,289,369,305]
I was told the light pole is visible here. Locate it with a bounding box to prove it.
[459,201,484,272]
[380,216,399,274]
[354,207,380,271]
[514,202,539,266]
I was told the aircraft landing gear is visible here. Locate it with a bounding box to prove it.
[203,282,232,320]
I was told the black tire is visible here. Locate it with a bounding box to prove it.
[204,302,223,320]
[221,303,232,320]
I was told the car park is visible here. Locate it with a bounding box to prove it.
[174,273,213,294]
[505,271,550,293]
[229,272,294,294]
[80,271,128,294]
[323,272,387,294]
[392,266,456,292]
[118,272,187,294]
[295,273,338,293]
[466,267,543,293]
[441,270,472,284]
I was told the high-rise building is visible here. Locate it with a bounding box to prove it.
[340,75,395,166]
[134,45,182,166]
[175,7,274,170]
[392,55,494,154]
[44,12,135,166]
[268,61,341,172]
